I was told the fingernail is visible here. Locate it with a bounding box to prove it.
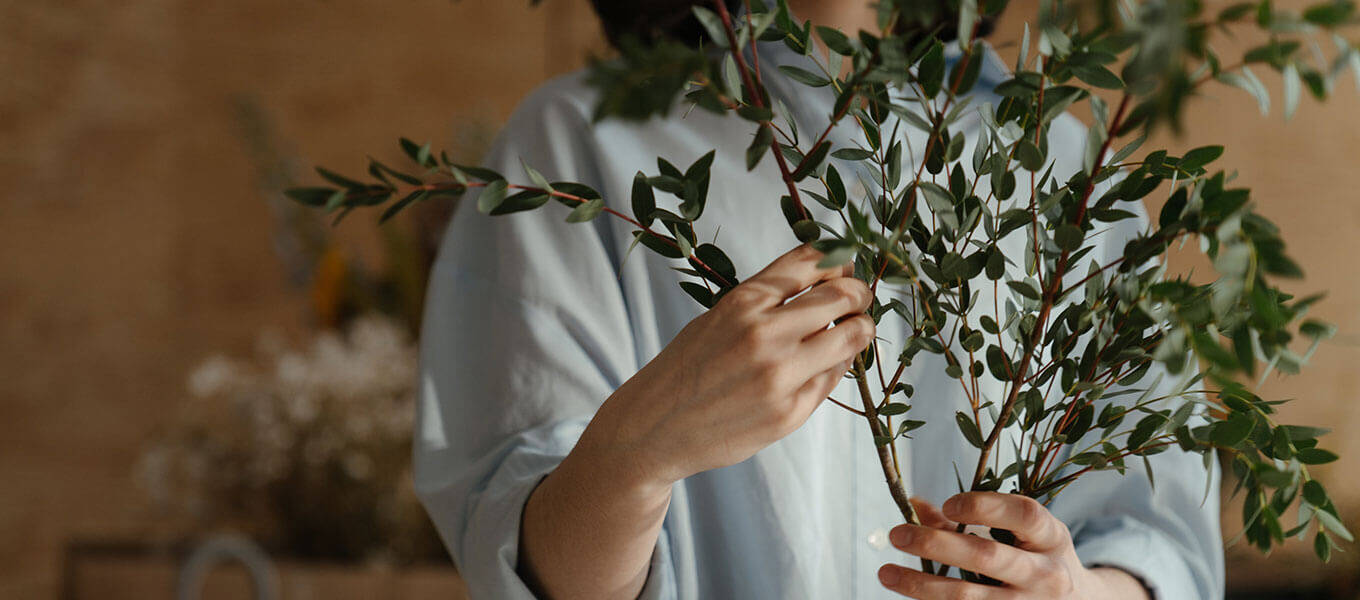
[943,495,961,514]
[889,526,914,547]
[878,564,901,586]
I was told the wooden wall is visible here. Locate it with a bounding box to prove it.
[1,0,1355,597]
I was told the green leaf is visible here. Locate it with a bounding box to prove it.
[285,187,339,207]
[816,25,856,56]
[792,219,821,242]
[476,179,509,215]
[919,182,955,212]
[1303,1,1354,25]
[792,142,830,181]
[737,105,774,123]
[747,125,774,170]
[695,243,737,283]
[945,133,966,163]
[1218,69,1271,115]
[1283,62,1302,121]
[566,198,606,222]
[1218,2,1255,21]
[1016,139,1045,171]
[1073,65,1124,89]
[490,189,551,215]
[634,230,683,259]
[690,6,728,48]
[957,0,978,46]
[1211,414,1255,447]
[371,159,424,185]
[1041,86,1084,123]
[994,78,1038,99]
[961,331,985,352]
[813,240,857,268]
[315,166,364,189]
[679,281,716,308]
[825,164,847,209]
[1179,146,1225,172]
[1007,280,1042,300]
[940,252,969,281]
[1300,319,1337,340]
[1315,507,1354,542]
[956,412,985,448]
[453,163,504,183]
[522,160,554,192]
[632,172,656,225]
[778,65,832,87]
[832,148,875,161]
[1303,480,1329,507]
[899,419,927,435]
[880,402,909,416]
[1055,224,1084,251]
[399,138,428,165]
[1316,531,1333,562]
[985,248,1005,280]
[918,43,946,98]
[986,345,1012,380]
[1298,448,1340,465]
[380,190,426,223]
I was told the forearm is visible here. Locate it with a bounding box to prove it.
[1088,567,1152,600]
[518,403,672,600]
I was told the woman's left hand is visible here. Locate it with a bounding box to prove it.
[878,492,1151,600]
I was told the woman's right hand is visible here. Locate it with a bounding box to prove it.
[521,244,875,600]
[582,243,877,492]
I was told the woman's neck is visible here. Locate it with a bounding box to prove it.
[785,0,879,35]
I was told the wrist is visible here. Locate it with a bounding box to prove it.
[568,391,678,502]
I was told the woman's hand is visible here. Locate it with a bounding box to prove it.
[585,243,876,490]
[521,244,873,600]
[877,493,1151,600]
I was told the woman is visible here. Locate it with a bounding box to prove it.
[413,1,1224,598]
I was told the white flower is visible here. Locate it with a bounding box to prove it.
[187,356,239,398]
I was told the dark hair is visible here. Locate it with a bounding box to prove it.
[589,0,742,48]
[588,1,995,50]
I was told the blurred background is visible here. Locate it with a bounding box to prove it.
[1,0,1356,598]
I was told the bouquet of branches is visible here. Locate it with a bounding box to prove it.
[286,0,1357,573]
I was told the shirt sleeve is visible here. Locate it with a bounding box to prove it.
[411,77,678,599]
[1044,198,1226,600]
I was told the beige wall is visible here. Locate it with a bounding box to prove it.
[1,1,603,596]
[1,0,1356,597]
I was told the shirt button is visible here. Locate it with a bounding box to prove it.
[866,528,890,550]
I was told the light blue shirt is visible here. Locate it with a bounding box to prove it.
[414,39,1224,600]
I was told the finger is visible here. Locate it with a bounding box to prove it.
[909,498,958,530]
[942,492,1069,551]
[795,313,875,373]
[878,564,1020,599]
[743,244,849,307]
[888,524,1040,585]
[775,276,873,333]
[793,358,853,412]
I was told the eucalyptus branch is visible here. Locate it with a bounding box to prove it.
[711,0,811,221]
[289,0,1358,570]
[853,356,934,575]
